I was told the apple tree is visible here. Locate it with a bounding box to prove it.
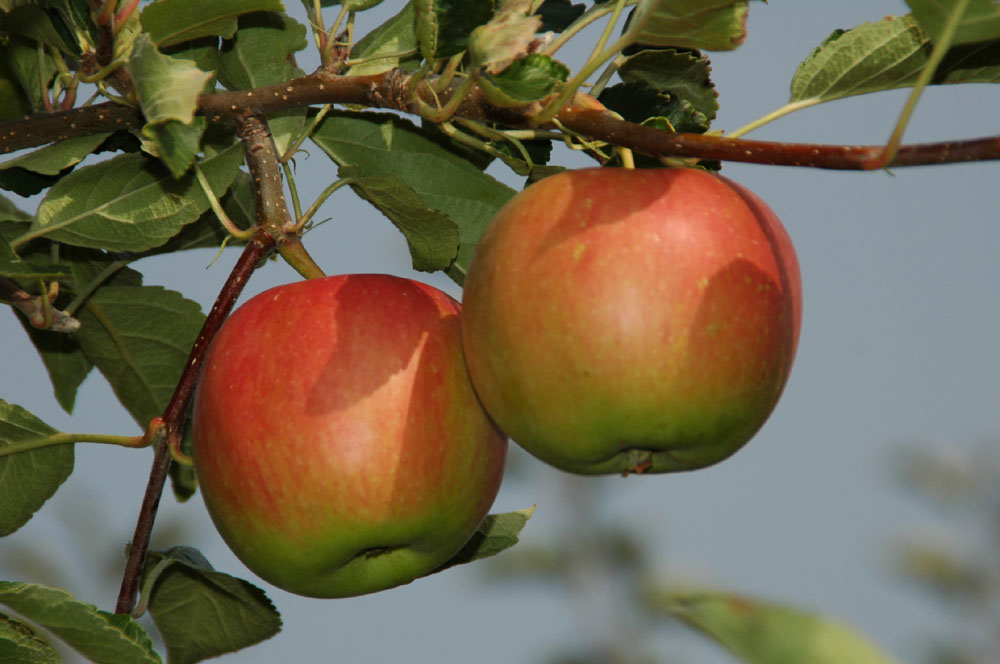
[1,1,998,662]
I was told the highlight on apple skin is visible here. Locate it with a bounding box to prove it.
[460,167,802,475]
[192,274,508,598]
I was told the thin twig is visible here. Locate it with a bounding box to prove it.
[114,229,275,614]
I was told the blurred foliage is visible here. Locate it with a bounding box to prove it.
[892,436,1000,664]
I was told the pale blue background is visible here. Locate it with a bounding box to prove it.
[2,3,999,662]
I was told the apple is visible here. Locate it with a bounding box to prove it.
[192,274,508,598]
[461,167,801,475]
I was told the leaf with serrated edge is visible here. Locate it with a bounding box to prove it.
[142,547,281,664]
[617,49,718,124]
[0,582,161,664]
[311,111,515,285]
[435,507,535,572]
[74,285,205,426]
[139,0,284,47]
[790,15,1000,105]
[341,169,459,272]
[653,593,898,664]
[907,0,1000,45]
[0,401,72,537]
[349,3,419,75]
[479,54,570,107]
[626,0,749,51]
[0,612,60,664]
[26,142,244,252]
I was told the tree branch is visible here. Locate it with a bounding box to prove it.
[4,68,999,169]
[114,228,274,615]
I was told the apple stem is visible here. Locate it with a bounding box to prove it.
[279,237,327,280]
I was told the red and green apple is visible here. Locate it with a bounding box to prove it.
[192,274,507,598]
[460,167,801,475]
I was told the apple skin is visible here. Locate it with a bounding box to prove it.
[460,167,801,475]
[192,274,507,598]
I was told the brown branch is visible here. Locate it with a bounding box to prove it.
[114,229,275,615]
[1,103,142,154]
[113,117,321,616]
[4,68,1000,169]
[556,104,1000,170]
[114,112,320,615]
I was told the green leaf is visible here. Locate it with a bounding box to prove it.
[139,0,285,47]
[130,34,212,175]
[218,12,308,157]
[349,2,420,75]
[625,0,749,51]
[25,143,245,252]
[650,593,898,664]
[435,507,535,571]
[0,401,72,536]
[142,547,281,664]
[19,248,145,414]
[0,5,78,55]
[479,54,569,107]
[0,133,112,180]
[907,0,1000,45]
[0,582,161,664]
[790,15,1000,105]
[1,220,91,412]
[19,320,93,413]
[0,196,32,223]
[340,168,459,272]
[616,48,718,126]
[0,611,60,664]
[162,36,221,95]
[49,0,98,53]
[0,55,32,121]
[74,285,205,426]
[218,12,307,89]
[414,0,494,59]
[146,169,255,255]
[141,118,208,178]
[311,111,516,284]
[0,35,56,114]
[0,236,70,279]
